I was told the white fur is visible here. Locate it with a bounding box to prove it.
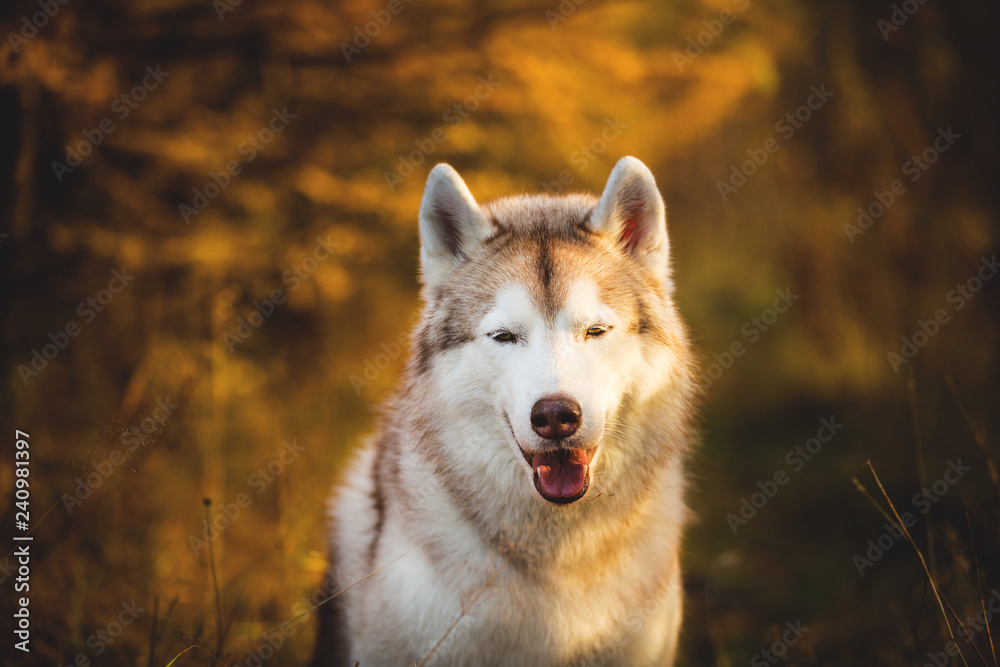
[321,158,696,667]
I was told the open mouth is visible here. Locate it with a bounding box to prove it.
[520,446,597,505]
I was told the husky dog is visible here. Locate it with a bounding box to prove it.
[314,156,700,666]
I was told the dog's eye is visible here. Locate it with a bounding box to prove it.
[489,330,517,344]
[585,325,609,339]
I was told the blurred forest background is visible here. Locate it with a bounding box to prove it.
[1,0,999,665]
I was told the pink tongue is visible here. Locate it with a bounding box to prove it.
[533,450,590,499]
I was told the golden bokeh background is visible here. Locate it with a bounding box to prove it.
[1,0,998,664]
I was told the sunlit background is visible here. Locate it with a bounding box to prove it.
[2,0,998,664]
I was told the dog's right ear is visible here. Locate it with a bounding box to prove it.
[588,156,671,288]
[418,164,493,289]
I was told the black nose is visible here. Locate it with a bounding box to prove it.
[530,396,582,440]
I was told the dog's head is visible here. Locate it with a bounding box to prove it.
[412,157,688,505]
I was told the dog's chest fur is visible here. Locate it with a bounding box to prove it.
[330,429,687,666]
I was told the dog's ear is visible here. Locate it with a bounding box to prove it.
[588,156,671,285]
[418,164,493,289]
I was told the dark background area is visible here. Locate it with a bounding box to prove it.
[1,0,998,665]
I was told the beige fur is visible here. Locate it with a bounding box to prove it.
[314,157,700,666]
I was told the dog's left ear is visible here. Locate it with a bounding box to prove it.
[418,164,493,289]
[588,156,671,285]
